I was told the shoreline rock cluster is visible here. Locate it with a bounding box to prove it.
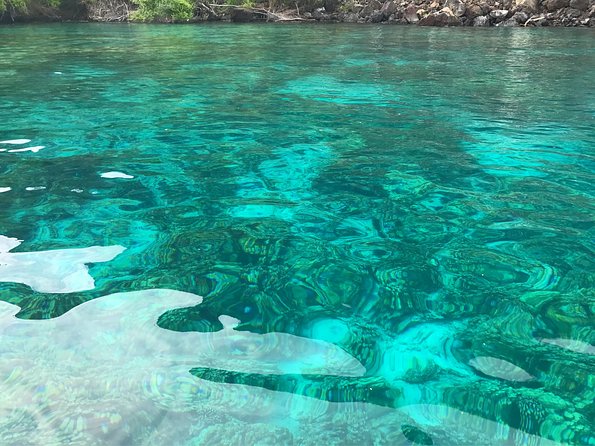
[258,0,595,26]
[2,0,593,26]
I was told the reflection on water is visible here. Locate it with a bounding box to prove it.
[0,290,563,445]
[0,24,594,445]
[0,235,125,293]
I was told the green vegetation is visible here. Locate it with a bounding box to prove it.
[0,0,60,20]
[0,0,59,15]
[131,0,193,21]
[0,0,28,14]
[0,0,325,22]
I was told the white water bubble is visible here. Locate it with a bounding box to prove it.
[25,186,47,191]
[0,139,31,144]
[8,146,45,153]
[0,187,11,193]
[100,171,134,179]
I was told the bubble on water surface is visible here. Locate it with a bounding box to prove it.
[8,146,45,153]
[0,139,31,144]
[100,171,134,179]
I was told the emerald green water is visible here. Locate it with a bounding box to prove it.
[1,23,594,445]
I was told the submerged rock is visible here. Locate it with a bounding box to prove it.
[401,424,434,445]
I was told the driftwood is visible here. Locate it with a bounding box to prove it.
[205,4,313,21]
[523,15,545,26]
[86,0,130,21]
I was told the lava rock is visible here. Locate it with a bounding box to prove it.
[498,17,519,25]
[566,7,583,16]
[342,12,359,21]
[569,0,589,9]
[360,0,382,16]
[381,0,398,17]
[369,9,385,21]
[418,9,461,25]
[490,9,510,20]
[514,0,539,13]
[444,0,466,16]
[465,4,484,19]
[312,8,329,20]
[404,4,420,22]
[473,14,491,25]
[512,11,529,22]
[543,0,570,11]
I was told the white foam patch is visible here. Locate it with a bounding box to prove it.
[0,188,11,193]
[0,149,6,152]
[0,139,31,144]
[0,235,126,293]
[8,146,45,153]
[25,186,47,191]
[100,171,134,179]
[71,188,84,193]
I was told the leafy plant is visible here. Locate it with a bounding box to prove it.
[131,0,193,21]
[1,0,30,14]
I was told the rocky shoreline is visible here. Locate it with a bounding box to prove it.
[2,0,594,26]
[222,0,594,27]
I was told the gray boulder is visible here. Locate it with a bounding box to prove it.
[498,17,519,25]
[490,9,510,20]
[566,7,583,16]
[381,0,398,17]
[418,8,462,25]
[465,4,484,19]
[360,0,382,16]
[473,15,490,25]
[543,0,570,11]
[514,0,539,13]
[512,11,529,22]
[444,0,466,16]
[369,9,385,21]
[404,4,420,22]
[569,0,589,10]
[342,12,359,22]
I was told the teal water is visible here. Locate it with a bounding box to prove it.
[0,23,594,445]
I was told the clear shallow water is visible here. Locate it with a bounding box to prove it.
[0,23,594,445]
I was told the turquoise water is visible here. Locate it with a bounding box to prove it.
[0,23,594,445]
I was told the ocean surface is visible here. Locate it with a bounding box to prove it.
[0,23,594,445]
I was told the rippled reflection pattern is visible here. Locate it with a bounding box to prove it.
[0,24,594,445]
